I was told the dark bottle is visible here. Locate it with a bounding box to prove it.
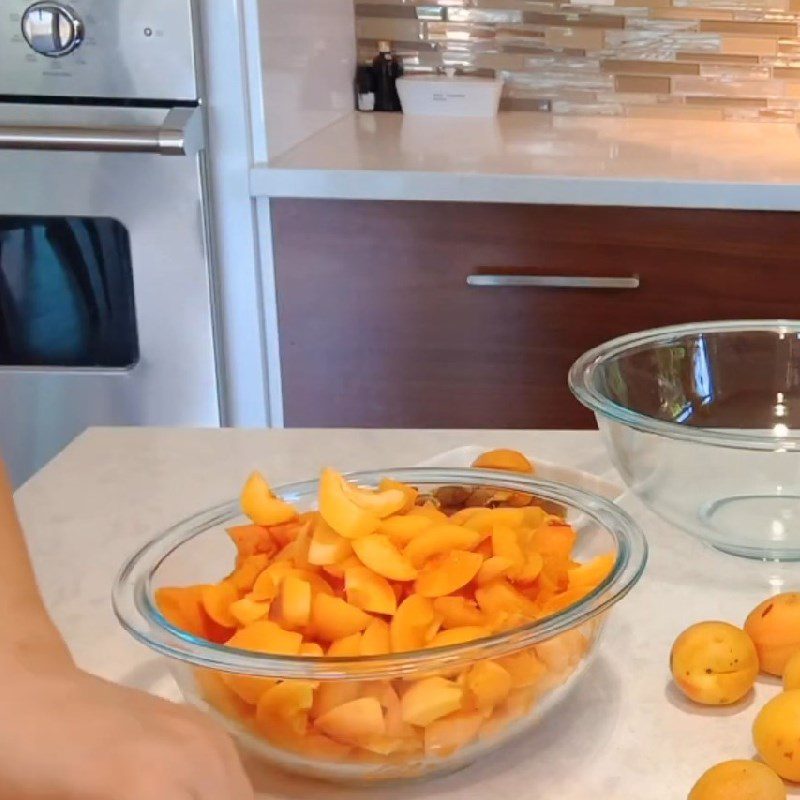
[372,40,403,112]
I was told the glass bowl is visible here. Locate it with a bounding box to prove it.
[570,320,800,561]
[113,468,646,783]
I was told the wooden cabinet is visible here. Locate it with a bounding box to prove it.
[272,199,800,429]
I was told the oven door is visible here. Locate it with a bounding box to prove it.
[0,104,220,485]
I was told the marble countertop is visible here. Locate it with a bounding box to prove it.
[250,111,800,211]
[17,427,800,799]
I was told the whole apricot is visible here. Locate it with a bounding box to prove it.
[753,690,800,782]
[782,650,800,690]
[670,621,758,705]
[745,593,800,676]
[688,760,785,800]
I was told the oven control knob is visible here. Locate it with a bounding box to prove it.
[21,2,83,57]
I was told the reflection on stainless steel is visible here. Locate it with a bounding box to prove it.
[21,3,83,58]
[0,0,220,486]
[467,274,640,290]
[0,107,204,156]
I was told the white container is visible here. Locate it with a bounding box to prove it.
[397,73,503,118]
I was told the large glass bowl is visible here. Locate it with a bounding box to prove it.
[570,320,800,561]
[113,468,646,783]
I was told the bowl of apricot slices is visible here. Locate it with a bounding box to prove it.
[114,450,647,783]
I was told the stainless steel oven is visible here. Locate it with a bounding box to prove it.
[0,0,221,485]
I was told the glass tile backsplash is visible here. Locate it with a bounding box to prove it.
[355,0,800,120]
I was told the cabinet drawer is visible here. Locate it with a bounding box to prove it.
[272,199,800,429]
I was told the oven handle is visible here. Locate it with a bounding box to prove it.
[0,107,203,156]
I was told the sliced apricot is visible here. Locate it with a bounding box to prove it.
[275,575,312,629]
[221,673,277,705]
[377,514,433,546]
[404,525,481,568]
[226,524,275,562]
[408,503,450,525]
[315,697,386,743]
[311,681,362,720]
[401,677,464,726]
[427,626,490,649]
[249,570,279,602]
[256,680,315,734]
[477,556,515,585]
[448,507,485,525]
[424,710,483,757]
[229,596,270,627]
[340,480,406,519]
[514,552,545,584]
[568,552,615,591]
[195,668,252,720]
[228,553,270,593]
[319,468,381,539]
[311,594,371,642]
[156,585,207,638]
[328,632,363,657]
[241,471,298,526]
[530,524,577,561]
[463,508,525,536]
[361,618,391,655]
[352,534,418,581]
[379,478,419,513]
[201,581,239,629]
[476,580,538,617]
[391,594,435,653]
[466,660,512,711]
[433,596,486,629]
[415,551,484,598]
[307,518,353,566]
[299,642,324,657]
[499,649,549,689]
[345,565,397,615]
[226,620,302,655]
[472,449,534,473]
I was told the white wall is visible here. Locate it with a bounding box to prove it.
[256,0,356,161]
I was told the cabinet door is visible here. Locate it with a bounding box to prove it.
[272,200,800,429]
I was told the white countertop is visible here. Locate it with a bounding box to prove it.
[18,427,800,799]
[251,111,800,210]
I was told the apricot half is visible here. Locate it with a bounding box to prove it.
[745,593,800,676]
[241,471,298,527]
[754,690,800,782]
[688,760,786,800]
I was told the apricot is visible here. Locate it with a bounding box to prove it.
[274,575,311,629]
[688,760,785,800]
[377,515,433,546]
[345,565,397,615]
[754,690,800,782]
[433,596,486,629]
[492,525,525,571]
[226,620,303,655]
[475,580,537,617]
[391,594,435,653]
[415,551,483,598]
[315,697,386,743]
[241,471,298,526]
[352,535,418,581]
[426,626,491,649]
[379,477,418,513]
[226,524,275,562]
[228,553,270,593]
[228,597,270,627]
[782,649,800,690]
[424,710,483,757]
[466,661,512,711]
[471,449,534,474]
[311,681,362,720]
[195,668,252,720]
[300,642,325,657]
[404,525,481,568]
[156,585,207,638]
[567,552,615,592]
[319,468,380,539]
[307,518,352,566]
[745,593,800,676]
[671,621,758,705]
[328,632,363,657]
[256,681,315,734]
[401,677,464,726]
[311,594,371,642]
[221,673,277,705]
[499,650,548,690]
[361,618,391,655]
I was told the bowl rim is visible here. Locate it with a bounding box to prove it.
[112,467,648,681]
[569,319,800,452]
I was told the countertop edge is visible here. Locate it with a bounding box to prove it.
[249,167,800,211]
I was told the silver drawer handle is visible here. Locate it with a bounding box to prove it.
[0,107,203,156]
[467,274,640,290]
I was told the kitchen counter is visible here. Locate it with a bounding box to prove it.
[17,427,800,799]
[250,111,800,211]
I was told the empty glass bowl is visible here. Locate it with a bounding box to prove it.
[570,320,800,561]
[113,468,646,783]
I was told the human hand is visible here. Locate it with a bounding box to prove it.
[0,664,254,800]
